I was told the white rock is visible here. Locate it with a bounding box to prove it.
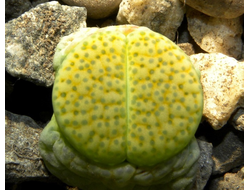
[116,0,185,41]
[61,0,122,19]
[187,8,243,59]
[190,53,244,130]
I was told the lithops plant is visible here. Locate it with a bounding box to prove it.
[39,25,203,190]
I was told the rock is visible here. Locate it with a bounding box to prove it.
[101,19,116,27]
[180,0,244,19]
[186,8,243,59]
[208,166,244,190]
[6,0,31,21]
[177,43,195,56]
[229,108,244,131]
[193,140,213,190]
[190,53,244,130]
[116,0,185,41]
[5,111,47,183]
[5,1,87,87]
[212,131,244,175]
[61,0,122,19]
[5,0,49,21]
[177,29,191,44]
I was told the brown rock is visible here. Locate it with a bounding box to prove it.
[208,166,244,190]
[61,0,122,19]
[177,43,195,56]
[187,8,243,59]
[180,0,244,19]
[116,0,185,41]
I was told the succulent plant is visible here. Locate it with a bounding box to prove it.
[39,25,203,190]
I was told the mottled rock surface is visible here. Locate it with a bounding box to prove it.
[180,0,244,19]
[191,53,244,130]
[116,0,185,41]
[194,140,213,190]
[187,8,243,59]
[5,1,87,87]
[5,111,47,182]
[212,131,244,175]
[177,43,195,56]
[5,0,49,21]
[61,0,122,19]
[208,167,244,190]
[230,108,244,131]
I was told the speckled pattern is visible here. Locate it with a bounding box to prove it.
[51,25,203,166]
